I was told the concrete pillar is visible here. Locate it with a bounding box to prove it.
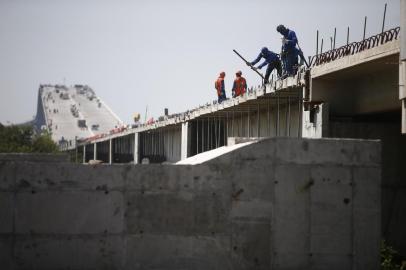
[93,143,97,160]
[134,133,139,164]
[401,62,406,134]
[302,103,329,138]
[83,145,86,164]
[401,0,406,133]
[181,122,189,160]
[109,139,112,164]
[401,0,406,61]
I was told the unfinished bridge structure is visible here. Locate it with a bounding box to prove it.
[67,20,406,257]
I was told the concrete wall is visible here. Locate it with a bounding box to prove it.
[0,138,380,270]
[330,118,406,256]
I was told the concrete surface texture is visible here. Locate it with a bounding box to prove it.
[0,138,381,269]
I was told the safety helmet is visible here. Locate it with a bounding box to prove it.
[276,24,287,33]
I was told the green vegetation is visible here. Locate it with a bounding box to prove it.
[0,123,59,153]
[382,240,406,270]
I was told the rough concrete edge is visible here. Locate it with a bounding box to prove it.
[203,137,381,166]
[0,153,70,163]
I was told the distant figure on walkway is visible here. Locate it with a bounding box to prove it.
[215,71,227,103]
[250,47,282,84]
[232,71,247,98]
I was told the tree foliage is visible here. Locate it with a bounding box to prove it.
[381,240,406,270]
[0,124,59,153]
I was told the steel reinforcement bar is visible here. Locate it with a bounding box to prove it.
[309,27,400,67]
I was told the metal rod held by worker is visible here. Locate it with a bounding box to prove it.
[382,3,387,33]
[232,49,265,80]
[296,42,309,68]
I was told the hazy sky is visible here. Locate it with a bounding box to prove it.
[0,0,400,124]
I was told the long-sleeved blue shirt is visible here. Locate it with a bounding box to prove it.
[282,29,298,52]
[251,50,279,69]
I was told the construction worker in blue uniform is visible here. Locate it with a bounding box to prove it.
[214,71,227,103]
[277,24,299,76]
[249,47,282,84]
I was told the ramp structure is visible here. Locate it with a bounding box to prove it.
[34,84,123,149]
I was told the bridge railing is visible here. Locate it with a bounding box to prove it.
[309,27,400,67]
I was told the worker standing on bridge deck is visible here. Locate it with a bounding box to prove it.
[277,24,299,77]
[249,47,281,84]
[232,71,247,98]
[215,71,227,103]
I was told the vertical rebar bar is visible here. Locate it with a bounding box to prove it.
[257,103,260,137]
[363,16,367,40]
[240,112,243,137]
[208,117,210,150]
[347,27,350,45]
[285,98,289,136]
[288,96,291,136]
[248,107,251,137]
[330,37,333,50]
[267,98,270,136]
[216,117,219,148]
[277,94,280,136]
[202,119,204,152]
[225,113,228,146]
[382,3,387,33]
[321,38,324,54]
[297,97,302,138]
[316,30,319,55]
[333,28,337,49]
[232,110,235,137]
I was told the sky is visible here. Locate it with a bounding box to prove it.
[0,0,400,125]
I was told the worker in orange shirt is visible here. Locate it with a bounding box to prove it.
[214,71,227,103]
[232,70,247,98]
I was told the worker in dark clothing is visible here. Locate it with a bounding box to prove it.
[277,24,299,76]
[249,47,282,84]
[215,71,227,103]
[232,71,247,98]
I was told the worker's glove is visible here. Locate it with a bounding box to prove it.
[256,66,262,70]
[246,62,252,66]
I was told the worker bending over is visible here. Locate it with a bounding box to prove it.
[249,47,282,84]
[232,70,247,98]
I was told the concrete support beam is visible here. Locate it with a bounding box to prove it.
[93,143,97,160]
[401,62,406,134]
[401,0,406,133]
[181,122,189,160]
[109,139,112,164]
[401,0,406,61]
[302,103,329,138]
[134,133,139,164]
[82,145,86,164]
